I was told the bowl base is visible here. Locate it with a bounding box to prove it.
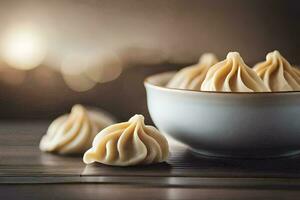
[189,148,300,159]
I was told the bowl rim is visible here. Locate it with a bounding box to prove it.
[144,71,300,95]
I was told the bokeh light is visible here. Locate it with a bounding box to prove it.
[85,52,122,83]
[60,54,88,76]
[0,66,26,85]
[60,51,122,91]
[1,25,46,70]
[63,73,96,92]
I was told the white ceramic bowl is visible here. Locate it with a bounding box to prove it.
[144,72,300,158]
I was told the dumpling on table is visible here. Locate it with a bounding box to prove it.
[83,114,169,166]
[39,104,115,155]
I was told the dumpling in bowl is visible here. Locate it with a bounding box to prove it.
[83,114,169,166]
[166,53,218,90]
[254,50,300,91]
[201,52,269,92]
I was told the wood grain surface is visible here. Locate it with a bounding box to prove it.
[1,121,300,199]
[1,184,300,200]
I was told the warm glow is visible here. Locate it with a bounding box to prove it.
[1,26,46,70]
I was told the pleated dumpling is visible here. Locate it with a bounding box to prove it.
[201,52,269,92]
[39,104,115,154]
[166,53,218,90]
[254,50,300,91]
[83,114,169,166]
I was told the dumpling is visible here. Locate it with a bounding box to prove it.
[201,52,269,92]
[166,53,218,90]
[83,114,169,166]
[39,104,115,154]
[254,50,300,91]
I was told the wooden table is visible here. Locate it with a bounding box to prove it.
[1,121,300,200]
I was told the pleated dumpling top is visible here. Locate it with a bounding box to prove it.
[83,115,169,166]
[39,105,114,154]
[201,52,269,92]
[254,50,300,91]
[166,53,218,90]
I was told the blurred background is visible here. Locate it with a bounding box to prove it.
[0,0,299,122]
